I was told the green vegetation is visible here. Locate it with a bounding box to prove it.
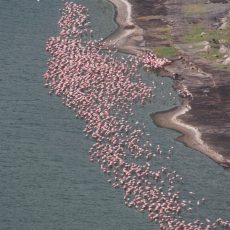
[182,25,206,43]
[200,49,224,60]
[155,25,172,33]
[137,15,162,21]
[182,24,230,45]
[155,25,173,41]
[153,46,178,58]
[211,62,230,71]
[181,4,206,15]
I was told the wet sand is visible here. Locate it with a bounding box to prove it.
[106,0,230,168]
[105,0,144,54]
[153,99,229,166]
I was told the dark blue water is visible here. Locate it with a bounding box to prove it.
[0,1,229,230]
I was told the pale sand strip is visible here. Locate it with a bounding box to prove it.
[114,0,132,25]
[105,0,144,54]
[106,0,230,166]
[153,99,230,166]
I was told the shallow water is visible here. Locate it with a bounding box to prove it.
[0,0,229,230]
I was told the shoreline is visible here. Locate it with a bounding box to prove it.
[105,0,144,54]
[105,0,230,168]
[153,100,230,167]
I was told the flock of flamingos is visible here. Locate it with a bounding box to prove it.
[43,2,230,229]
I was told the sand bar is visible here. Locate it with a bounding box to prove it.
[153,99,230,167]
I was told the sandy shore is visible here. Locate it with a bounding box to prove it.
[105,0,230,168]
[153,99,230,166]
[105,0,144,54]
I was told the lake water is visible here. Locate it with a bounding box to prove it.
[0,0,229,229]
